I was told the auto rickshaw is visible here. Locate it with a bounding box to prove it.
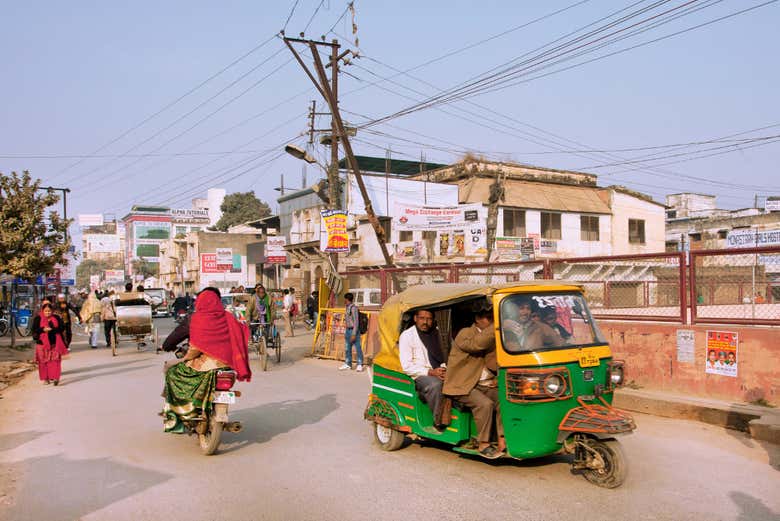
[364,282,635,488]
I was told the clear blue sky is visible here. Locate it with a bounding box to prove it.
[1,0,778,228]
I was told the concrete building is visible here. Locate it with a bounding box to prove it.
[665,193,780,251]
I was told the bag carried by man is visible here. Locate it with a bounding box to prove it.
[358,311,369,335]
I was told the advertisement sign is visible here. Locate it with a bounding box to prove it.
[84,234,121,253]
[170,208,210,219]
[765,198,780,212]
[200,253,241,274]
[540,239,557,255]
[466,225,487,257]
[216,248,233,264]
[676,329,695,363]
[395,241,423,261]
[266,236,287,264]
[705,330,738,377]
[320,210,349,253]
[726,229,780,248]
[134,222,171,240]
[78,214,104,227]
[393,203,485,231]
[104,269,125,283]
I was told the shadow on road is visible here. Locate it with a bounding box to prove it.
[220,393,339,453]
[0,453,171,521]
[721,408,780,471]
[730,491,779,521]
[61,359,147,376]
[0,431,49,452]
[59,364,155,386]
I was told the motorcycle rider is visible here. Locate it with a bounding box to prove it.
[161,287,251,433]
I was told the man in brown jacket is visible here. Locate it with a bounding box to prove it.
[502,296,564,352]
[443,305,504,459]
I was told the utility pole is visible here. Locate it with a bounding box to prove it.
[283,37,394,269]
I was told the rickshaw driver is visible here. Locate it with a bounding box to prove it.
[399,309,447,428]
[502,296,564,352]
[246,284,273,342]
[443,305,504,459]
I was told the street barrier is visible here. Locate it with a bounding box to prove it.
[311,307,378,361]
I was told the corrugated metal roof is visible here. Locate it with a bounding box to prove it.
[460,177,611,214]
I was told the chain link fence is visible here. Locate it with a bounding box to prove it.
[690,246,780,325]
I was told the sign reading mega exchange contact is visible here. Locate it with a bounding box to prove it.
[726,228,780,248]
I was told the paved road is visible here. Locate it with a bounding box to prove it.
[0,319,778,521]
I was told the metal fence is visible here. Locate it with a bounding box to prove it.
[341,246,780,326]
[690,246,780,326]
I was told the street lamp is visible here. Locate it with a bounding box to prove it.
[284,144,317,164]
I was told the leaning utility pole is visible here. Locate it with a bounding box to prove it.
[283,37,394,269]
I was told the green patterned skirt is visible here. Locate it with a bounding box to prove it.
[163,363,219,433]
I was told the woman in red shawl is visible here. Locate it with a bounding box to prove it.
[161,287,251,433]
[32,303,69,386]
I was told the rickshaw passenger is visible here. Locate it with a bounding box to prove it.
[502,296,564,352]
[399,309,447,427]
[443,306,504,459]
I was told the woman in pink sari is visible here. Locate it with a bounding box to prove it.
[32,303,69,386]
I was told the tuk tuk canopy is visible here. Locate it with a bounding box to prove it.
[373,281,584,372]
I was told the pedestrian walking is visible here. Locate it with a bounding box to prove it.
[80,291,102,348]
[283,288,295,338]
[32,303,69,386]
[339,292,364,372]
[101,290,117,347]
[54,293,79,347]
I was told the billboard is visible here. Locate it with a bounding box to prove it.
[104,269,125,283]
[84,234,121,253]
[392,202,484,231]
[78,214,104,227]
[266,236,287,264]
[134,222,171,240]
[726,229,780,248]
[200,253,241,274]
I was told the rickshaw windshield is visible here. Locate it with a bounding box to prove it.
[499,292,606,353]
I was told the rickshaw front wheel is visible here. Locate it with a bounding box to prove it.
[581,439,627,489]
[373,422,404,451]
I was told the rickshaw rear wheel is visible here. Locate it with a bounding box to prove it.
[373,422,404,451]
[581,439,627,489]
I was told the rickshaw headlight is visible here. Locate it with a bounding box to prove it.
[543,374,566,397]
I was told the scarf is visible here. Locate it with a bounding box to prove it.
[189,291,251,382]
[38,312,68,356]
[417,327,444,369]
[255,294,271,323]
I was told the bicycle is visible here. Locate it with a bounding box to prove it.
[249,321,282,371]
[0,309,9,337]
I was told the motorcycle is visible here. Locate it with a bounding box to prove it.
[165,344,243,455]
[173,306,192,325]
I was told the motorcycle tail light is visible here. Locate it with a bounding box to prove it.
[215,370,237,390]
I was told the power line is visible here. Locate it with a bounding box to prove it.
[283,0,302,33]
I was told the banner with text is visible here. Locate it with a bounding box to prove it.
[320,209,349,253]
[265,236,287,264]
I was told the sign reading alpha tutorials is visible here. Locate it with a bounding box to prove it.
[320,209,349,253]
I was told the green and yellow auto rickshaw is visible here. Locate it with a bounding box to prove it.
[364,282,635,488]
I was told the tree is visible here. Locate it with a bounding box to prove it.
[75,258,124,289]
[213,191,271,231]
[131,259,158,279]
[0,171,71,279]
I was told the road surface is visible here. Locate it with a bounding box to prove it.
[0,319,777,521]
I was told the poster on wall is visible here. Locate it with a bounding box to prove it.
[320,209,349,253]
[676,329,695,363]
[705,330,738,377]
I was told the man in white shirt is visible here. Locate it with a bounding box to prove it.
[399,309,447,428]
[282,288,294,338]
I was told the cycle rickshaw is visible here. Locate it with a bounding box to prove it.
[112,293,159,356]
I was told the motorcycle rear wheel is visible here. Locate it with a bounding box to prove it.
[198,414,223,456]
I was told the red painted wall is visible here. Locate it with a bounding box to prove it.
[601,321,779,403]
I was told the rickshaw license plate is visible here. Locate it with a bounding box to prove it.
[213,391,236,404]
[579,353,600,368]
